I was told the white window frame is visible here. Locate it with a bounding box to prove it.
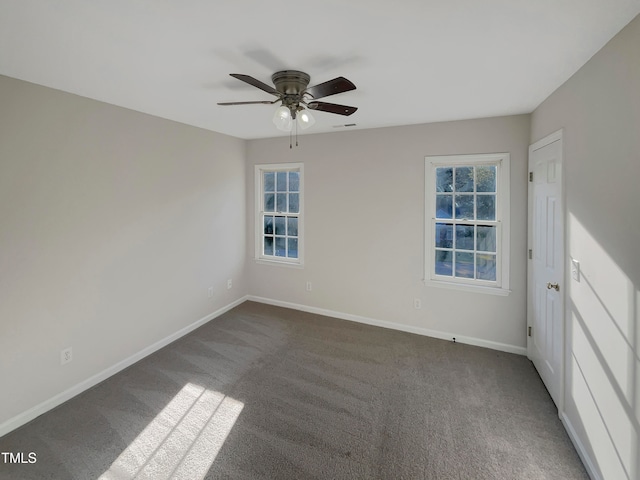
[424,153,510,296]
[255,162,304,267]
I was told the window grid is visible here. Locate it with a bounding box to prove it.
[433,222,501,281]
[256,165,303,264]
[434,164,499,282]
[424,152,513,294]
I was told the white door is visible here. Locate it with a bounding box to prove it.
[528,130,564,409]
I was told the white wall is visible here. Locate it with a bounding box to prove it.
[246,115,530,352]
[531,14,640,480]
[0,76,248,430]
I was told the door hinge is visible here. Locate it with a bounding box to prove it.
[528,326,532,337]
[528,249,532,259]
[529,172,533,182]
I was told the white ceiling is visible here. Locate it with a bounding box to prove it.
[1,1,639,139]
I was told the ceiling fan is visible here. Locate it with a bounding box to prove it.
[218,70,357,134]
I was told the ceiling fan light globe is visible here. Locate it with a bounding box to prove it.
[272,106,292,131]
[297,110,315,130]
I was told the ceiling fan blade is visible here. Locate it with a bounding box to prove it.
[218,100,278,106]
[229,73,279,96]
[304,77,356,99]
[307,101,357,116]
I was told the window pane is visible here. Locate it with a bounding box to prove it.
[476,166,496,192]
[287,217,298,236]
[477,195,496,220]
[275,237,286,257]
[287,238,298,258]
[477,226,496,252]
[264,193,275,212]
[477,254,497,281]
[427,156,505,286]
[276,171,287,191]
[274,216,286,235]
[289,171,300,192]
[436,195,453,219]
[436,167,453,192]
[455,194,474,219]
[455,167,474,192]
[289,193,299,213]
[264,236,274,255]
[455,252,474,278]
[435,250,452,276]
[264,172,275,192]
[276,193,287,212]
[455,225,474,250]
[435,223,453,248]
[263,216,274,235]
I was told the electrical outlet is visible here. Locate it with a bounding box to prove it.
[227,279,232,290]
[208,287,214,298]
[306,281,312,292]
[61,347,72,365]
[414,299,422,309]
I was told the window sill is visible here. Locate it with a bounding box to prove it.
[255,258,304,269]
[423,279,510,296]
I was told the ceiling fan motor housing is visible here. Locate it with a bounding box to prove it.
[271,71,311,118]
[271,70,310,95]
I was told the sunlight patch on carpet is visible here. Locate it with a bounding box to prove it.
[100,382,243,479]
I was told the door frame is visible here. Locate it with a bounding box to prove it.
[527,128,565,414]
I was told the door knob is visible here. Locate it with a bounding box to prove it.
[546,282,560,291]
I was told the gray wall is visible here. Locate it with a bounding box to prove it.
[531,14,640,480]
[0,76,248,428]
[247,115,531,351]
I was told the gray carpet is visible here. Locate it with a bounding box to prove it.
[0,301,588,479]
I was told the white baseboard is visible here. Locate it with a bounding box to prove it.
[561,412,601,480]
[0,295,249,438]
[247,295,527,356]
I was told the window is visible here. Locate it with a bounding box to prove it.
[255,163,303,266]
[425,153,510,295]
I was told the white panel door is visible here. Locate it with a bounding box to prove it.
[528,131,564,408]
